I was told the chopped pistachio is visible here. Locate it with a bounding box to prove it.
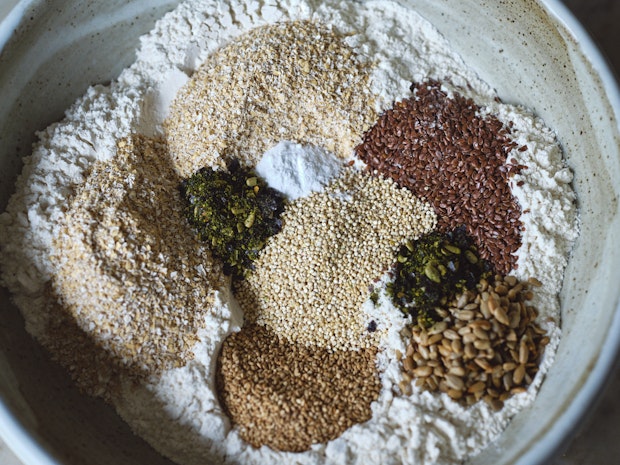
[181,158,286,280]
[387,227,491,325]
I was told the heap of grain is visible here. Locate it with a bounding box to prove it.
[49,135,224,396]
[236,169,436,351]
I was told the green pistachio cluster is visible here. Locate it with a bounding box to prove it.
[388,227,491,326]
[182,159,286,280]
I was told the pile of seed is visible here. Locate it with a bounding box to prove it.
[398,275,548,411]
[165,20,377,177]
[388,228,491,323]
[50,135,224,386]
[216,324,381,452]
[235,168,436,351]
[355,80,526,275]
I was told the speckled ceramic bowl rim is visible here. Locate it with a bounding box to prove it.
[506,2,620,463]
[0,0,59,454]
[0,1,619,464]
[0,0,52,459]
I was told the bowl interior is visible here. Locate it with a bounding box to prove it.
[0,1,180,464]
[1,1,619,464]
[409,1,620,463]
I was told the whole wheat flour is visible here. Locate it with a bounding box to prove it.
[0,0,578,464]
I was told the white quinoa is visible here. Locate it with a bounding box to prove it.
[0,0,578,464]
[237,168,436,351]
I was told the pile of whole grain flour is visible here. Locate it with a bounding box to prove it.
[0,0,578,464]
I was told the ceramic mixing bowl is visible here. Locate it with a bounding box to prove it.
[0,1,619,464]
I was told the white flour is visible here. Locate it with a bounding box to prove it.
[0,0,578,464]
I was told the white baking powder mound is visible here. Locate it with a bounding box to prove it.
[0,0,578,464]
[256,141,343,200]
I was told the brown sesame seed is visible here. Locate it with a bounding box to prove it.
[216,324,381,452]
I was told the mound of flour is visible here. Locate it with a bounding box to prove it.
[0,0,578,464]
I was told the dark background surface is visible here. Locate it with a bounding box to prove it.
[564,0,620,79]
